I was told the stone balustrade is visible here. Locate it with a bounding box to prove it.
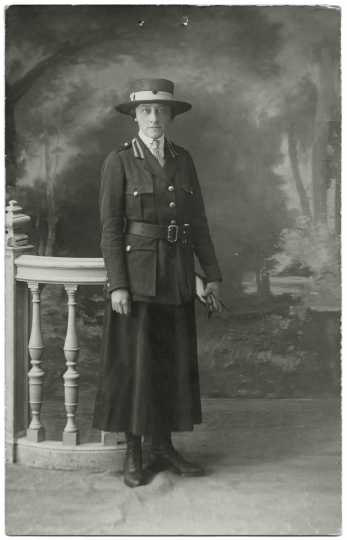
[5,201,125,470]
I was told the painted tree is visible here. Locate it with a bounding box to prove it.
[283,76,317,221]
[270,8,341,308]
[277,7,340,228]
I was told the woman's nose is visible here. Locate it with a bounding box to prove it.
[149,109,159,122]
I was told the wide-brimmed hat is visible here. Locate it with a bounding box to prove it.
[115,78,192,117]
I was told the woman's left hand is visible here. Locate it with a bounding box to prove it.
[204,281,222,313]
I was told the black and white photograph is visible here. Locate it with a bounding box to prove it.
[4,2,341,535]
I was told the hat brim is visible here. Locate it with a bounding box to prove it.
[115,99,192,117]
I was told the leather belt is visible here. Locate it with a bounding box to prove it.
[127,221,191,244]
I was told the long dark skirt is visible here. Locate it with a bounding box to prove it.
[92,300,202,435]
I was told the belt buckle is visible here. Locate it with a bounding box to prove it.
[167,224,178,243]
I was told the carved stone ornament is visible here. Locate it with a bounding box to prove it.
[5,200,31,248]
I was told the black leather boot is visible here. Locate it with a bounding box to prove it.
[123,433,143,488]
[149,432,205,477]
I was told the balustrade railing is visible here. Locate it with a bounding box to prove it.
[5,201,125,470]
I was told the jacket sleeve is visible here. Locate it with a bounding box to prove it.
[187,152,223,283]
[99,150,129,292]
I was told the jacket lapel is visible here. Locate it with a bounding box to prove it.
[163,139,179,182]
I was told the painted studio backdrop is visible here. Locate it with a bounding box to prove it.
[6,6,340,430]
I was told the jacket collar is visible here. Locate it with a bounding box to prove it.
[138,131,165,155]
[131,135,179,160]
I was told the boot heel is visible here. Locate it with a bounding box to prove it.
[124,433,144,488]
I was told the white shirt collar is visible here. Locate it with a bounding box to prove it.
[138,130,165,154]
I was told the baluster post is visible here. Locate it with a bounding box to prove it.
[27,281,45,442]
[5,201,34,462]
[63,285,80,445]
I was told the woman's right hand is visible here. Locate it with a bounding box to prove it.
[111,289,131,315]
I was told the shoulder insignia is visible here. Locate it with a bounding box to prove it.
[118,140,131,152]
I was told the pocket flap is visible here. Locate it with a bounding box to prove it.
[124,233,157,251]
[182,184,194,195]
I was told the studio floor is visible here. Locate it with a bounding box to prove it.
[5,398,341,535]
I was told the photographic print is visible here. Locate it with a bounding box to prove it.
[5,4,341,535]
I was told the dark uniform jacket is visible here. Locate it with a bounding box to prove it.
[100,135,222,305]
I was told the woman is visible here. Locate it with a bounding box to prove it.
[93,78,222,487]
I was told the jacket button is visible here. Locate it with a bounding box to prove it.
[168,185,174,192]
[133,190,139,197]
[169,201,176,208]
[125,244,132,252]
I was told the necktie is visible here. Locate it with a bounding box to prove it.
[150,139,165,167]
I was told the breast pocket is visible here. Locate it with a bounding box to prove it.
[125,173,154,220]
[124,234,157,296]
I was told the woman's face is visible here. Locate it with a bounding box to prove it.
[135,103,172,139]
